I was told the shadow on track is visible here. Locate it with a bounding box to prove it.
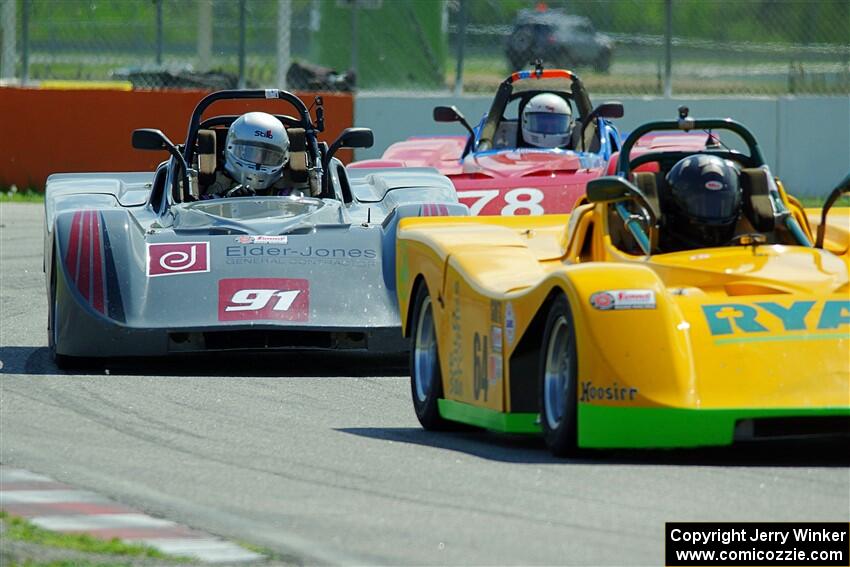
[339,427,850,467]
[0,346,407,378]
[339,426,558,464]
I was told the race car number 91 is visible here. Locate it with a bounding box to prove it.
[218,278,310,321]
[459,188,545,216]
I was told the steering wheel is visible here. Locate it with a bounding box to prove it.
[730,232,768,246]
[225,185,256,198]
[634,198,659,230]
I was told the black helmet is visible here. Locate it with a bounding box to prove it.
[664,154,741,248]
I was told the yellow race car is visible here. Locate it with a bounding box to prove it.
[395,112,850,456]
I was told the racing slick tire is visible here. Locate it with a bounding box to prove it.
[49,256,85,370]
[538,293,579,456]
[409,283,453,430]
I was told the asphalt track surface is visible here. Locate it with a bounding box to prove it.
[2,202,848,566]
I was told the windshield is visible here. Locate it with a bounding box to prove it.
[170,196,338,234]
[183,197,322,221]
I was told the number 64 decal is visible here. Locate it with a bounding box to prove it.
[459,188,545,216]
[218,278,310,321]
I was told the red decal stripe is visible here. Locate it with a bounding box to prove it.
[439,204,449,216]
[77,211,92,301]
[91,213,104,313]
[421,204,430,216]
[65,211,83,282]
[429,204,437,216]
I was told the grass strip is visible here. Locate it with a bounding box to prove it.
[0,191,45,203]
[0,510,173,560]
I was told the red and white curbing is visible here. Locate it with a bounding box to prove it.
[0,466,263,563]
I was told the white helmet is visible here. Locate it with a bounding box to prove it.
[224,112,290,192]
[521,93,573,148]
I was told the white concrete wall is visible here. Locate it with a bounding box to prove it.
[355,95,850,196]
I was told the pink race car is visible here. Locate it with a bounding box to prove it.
[352,68,625,215]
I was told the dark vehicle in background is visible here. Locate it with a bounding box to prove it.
[506,8,613,73]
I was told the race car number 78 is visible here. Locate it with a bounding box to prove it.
[460,188,545,216]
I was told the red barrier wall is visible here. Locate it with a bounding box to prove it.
[0,88,354,189]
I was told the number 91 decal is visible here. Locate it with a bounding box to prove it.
[218,278,310,321]
[459,188,545,216]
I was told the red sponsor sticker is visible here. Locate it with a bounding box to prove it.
[590,292,615,310]
[147,242,209,277]
[590,289,656,310]
[218,278,309,321]
[705,180,723,190]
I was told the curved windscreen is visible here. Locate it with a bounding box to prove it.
[184,197,323,221]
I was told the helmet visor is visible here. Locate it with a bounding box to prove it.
[233,142,286,167]
[678,184,740,223]
[525,112,569,135]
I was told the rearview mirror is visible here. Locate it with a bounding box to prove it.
[594,101,624,120]
[434,105,474,137]
[587,176,660,226]
[587,176,633,203]
[579,102,624,151]
[588,176,660,255]
[433,105,462,123]
[132,128,193,201]
[132,128,173,151]
[335,127,374,150]
[323,127,374,169]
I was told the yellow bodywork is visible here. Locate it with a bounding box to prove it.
[396,203,850,447]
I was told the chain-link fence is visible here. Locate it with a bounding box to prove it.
[1,0,848,95]
[452,0,850,95]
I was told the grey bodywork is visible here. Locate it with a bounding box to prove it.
[44,163,466,358]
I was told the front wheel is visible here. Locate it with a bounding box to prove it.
[409,283,452,430]
[538,294,579,456]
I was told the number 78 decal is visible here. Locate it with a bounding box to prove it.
[459,188,545,216]
[218,278,310,321]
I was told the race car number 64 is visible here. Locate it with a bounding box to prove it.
[460,188,545,216]
[226,289,301,312]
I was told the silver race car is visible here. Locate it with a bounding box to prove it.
[44,89,465,367]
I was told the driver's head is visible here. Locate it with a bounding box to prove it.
[521,93,572,148]
[224,112,290,192]
[664,154,741,248]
